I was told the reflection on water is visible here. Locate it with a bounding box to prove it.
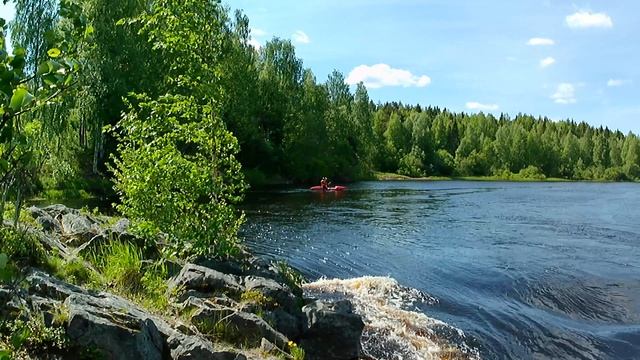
[241,181,640,360]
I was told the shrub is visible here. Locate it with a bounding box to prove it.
[0,227,46,267]
[0,313,68,358]
[288,341,306,360]
[517,165,546,180]
[111,94,246,260]
[602,167,627,181]
[274,261,305,299]
[398,149,425,178]
[434,150,455,176]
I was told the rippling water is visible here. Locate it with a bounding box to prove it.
[240,181,640,359]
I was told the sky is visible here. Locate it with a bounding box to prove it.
[2,1,638,133]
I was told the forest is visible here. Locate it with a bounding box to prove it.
[2,0,640,206]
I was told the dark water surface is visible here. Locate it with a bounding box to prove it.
[240,181,640,360]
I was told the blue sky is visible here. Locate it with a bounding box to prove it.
[2,1,638,133]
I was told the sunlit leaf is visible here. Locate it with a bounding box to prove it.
[47,47,61,58]
[9,88,34,111]
[85,24,94,37]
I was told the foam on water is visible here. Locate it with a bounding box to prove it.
[304,276,481,360]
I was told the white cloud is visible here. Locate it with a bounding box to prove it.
[466,102,499,111]
[248,38,262,50]
[551,83,576,104]
[527,37,555,46]
[345,64,431,89]
[540,57,556,68]
[251,28,267,37]
[566,11,613,29]
[292,30,310,44]
[607,79,631,87]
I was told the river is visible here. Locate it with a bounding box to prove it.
[240,181,640,360]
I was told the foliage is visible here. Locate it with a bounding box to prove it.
[0,226,46,267]
[110,0,247,260]
[46,255,97,286]
[90,241,142,293]
[139,262,170,312]
[240,290,272,308]
[111,95,245,259]
[517,165,546,180]
[369,106,640,181]
[0,313,68,358]
[288,341,306,360]
[274,261,305,299]
[1,0,90,219]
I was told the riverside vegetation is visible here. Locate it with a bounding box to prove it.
[0,0,639,359]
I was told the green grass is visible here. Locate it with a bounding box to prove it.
[90,241,143,293]
[46,256,99,287]
[88,241,170,312]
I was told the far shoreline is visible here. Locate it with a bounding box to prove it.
[371,171,639,184]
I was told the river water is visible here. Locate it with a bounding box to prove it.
[240,181,640,360]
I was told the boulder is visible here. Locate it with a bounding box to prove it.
[110,218,131,236]
[263,308,303,340]
[167,335,247,360]
[169,264,244,301]
[60,212,100,245]
[26,270,90,301]
[42,204,80,217]
[27,206,60,232]
[65,293,165,360]
[300,300,365,360]
[243,276,299,312]
[186,299,288,350]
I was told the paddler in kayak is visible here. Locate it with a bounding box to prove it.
[320,177,328,192]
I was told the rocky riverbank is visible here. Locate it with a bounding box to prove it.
[0,205,365,359]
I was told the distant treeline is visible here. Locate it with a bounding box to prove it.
[367,104,640,181]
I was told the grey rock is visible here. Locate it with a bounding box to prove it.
[260,338,278,354]
[225,311,289,349]
[65,293,164,360]
[169,264,244,301]
[263,308,303,340]
[42,204,81,220]
[168,335,247,360]
[27,206,60,232]
[300,300,365,360]
[110,218,131,235]
[187,300,288,350]
[243,276,298,312]
[26,270,90,301]
[61,213,99,245]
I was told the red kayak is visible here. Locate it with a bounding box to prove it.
[310,185,347,192]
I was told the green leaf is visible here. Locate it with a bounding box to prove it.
[12,47,26,57]
[11,327,30,350]
[0,253,7,269]
[0,349,12,360]
[0,159,8,172]
[85,24,94,37]
[47,47,61,58]
[36,62,50,76]
[9,88,34,111]
[115,18,126,26]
